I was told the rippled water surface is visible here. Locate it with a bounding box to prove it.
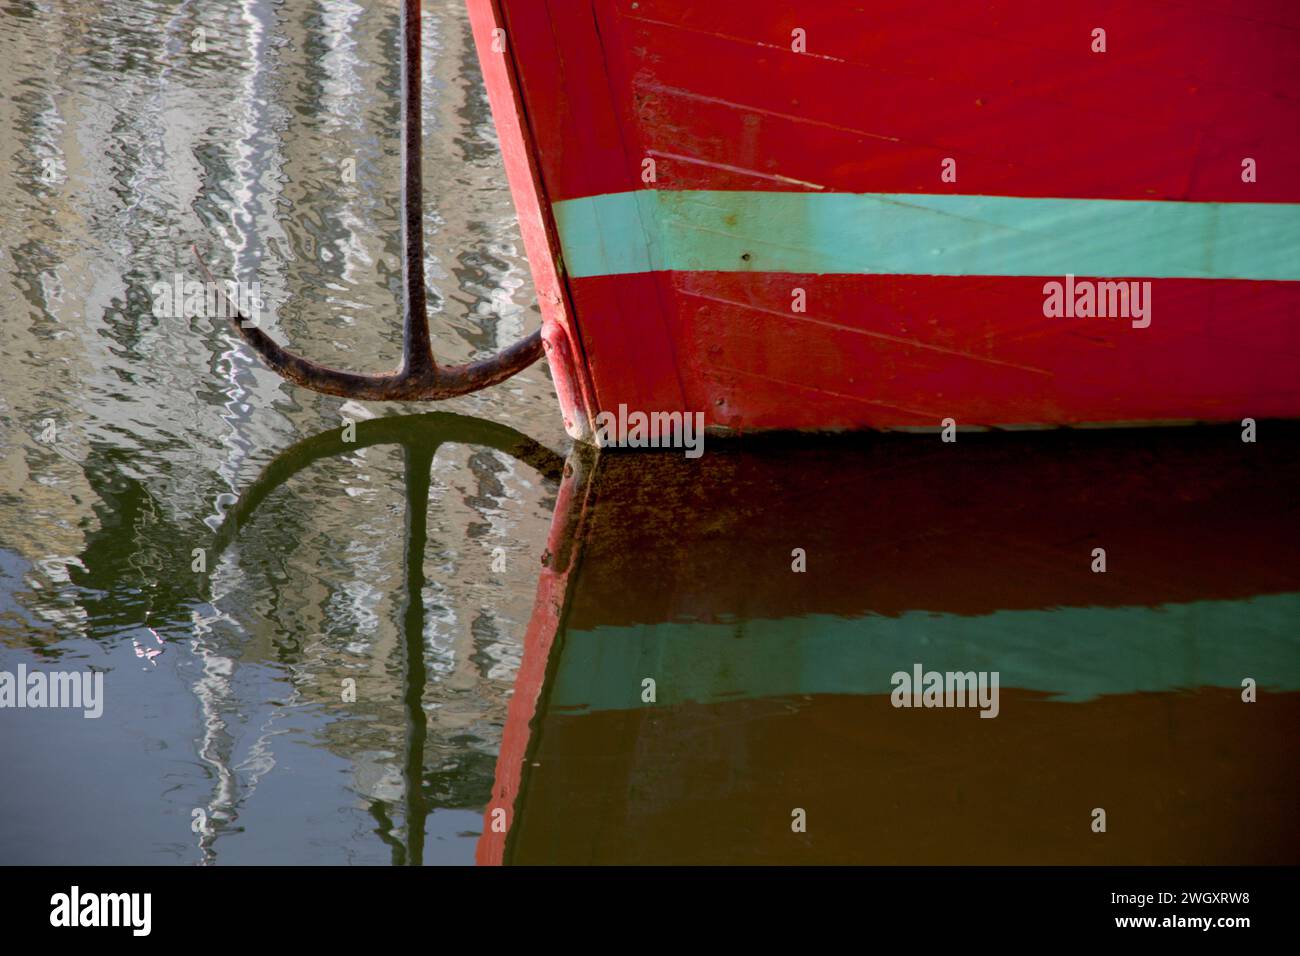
[2,0,1298,867]
[0,0,562,864]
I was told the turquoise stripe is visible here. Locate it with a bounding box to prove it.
[548,594,1300,712]
[552,189,1300,281]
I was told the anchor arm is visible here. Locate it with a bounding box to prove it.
[195,0,543,401]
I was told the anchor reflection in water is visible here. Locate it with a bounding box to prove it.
[208,413,565,865]
[218,419,1300,865]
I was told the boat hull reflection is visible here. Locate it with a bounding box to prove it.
[483,427,1300,864]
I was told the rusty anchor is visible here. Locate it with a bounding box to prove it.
[195,0,543,401]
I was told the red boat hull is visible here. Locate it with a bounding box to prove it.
[469,0,1300,437]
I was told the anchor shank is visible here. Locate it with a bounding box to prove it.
[400,0,435,381]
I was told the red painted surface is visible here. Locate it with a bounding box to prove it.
[507,0,1300,203]
[595,272,1300,430]
[466,0,599,438]
[480,0,1300,431]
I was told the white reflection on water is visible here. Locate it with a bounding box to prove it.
[0,0,563,864]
